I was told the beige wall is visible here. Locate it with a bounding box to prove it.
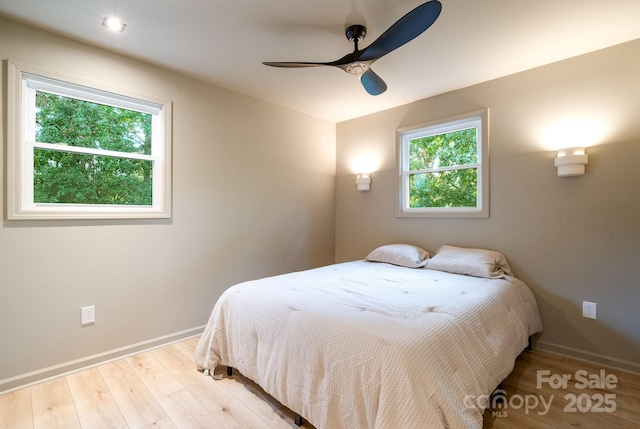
[0,17,336,391]
[336,39,640,372]
[1,14,638,393]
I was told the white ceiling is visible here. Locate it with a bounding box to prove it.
[1,0,640,123]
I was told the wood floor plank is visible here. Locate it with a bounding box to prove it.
[31,378,81,429]
[98,359,169,428]
[184,336,201,349]
[152,344,196,375]
[484,406,557,429]
[157,388,224,429]
[66,367,128,429]
[0,388,33,429]
[2,339,638,429]
[174,367,270,429]
[172,338,197,360]
[138,416,176,429]
[215,368,305,428]
[483,349,640,429]
[126,351,184,400]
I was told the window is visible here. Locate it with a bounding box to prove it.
[7,59,172,220]
[397,110,489,218]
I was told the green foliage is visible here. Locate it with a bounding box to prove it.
[408,128,478,208]
[34,92,153,205]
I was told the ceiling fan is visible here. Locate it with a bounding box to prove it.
[263,0,442,96]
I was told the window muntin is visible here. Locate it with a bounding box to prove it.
[397,111,489,218]
[7,60,172,219]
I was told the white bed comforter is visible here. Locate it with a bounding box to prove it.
[195,261,543,429]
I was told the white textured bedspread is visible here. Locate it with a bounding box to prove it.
[195,261,543,429]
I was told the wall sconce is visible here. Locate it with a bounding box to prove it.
[555,147,588,177]
[356,173,371,191]
[102,17,127,33]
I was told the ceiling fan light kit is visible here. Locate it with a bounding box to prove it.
[263,0,442,96]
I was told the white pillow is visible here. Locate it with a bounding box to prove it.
[426,245,513,279]
[365,244,430,268]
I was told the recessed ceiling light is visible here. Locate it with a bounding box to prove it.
[102,16,126,33]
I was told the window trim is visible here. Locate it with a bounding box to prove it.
[396,110,489,218]
[7,59,172,220]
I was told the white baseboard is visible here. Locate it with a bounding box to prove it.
[0,325,205,394]
[535,340,640,376]
[4,331,635,395]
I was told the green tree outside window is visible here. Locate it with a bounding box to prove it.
[34,92,153,205]
[408,128,477,208]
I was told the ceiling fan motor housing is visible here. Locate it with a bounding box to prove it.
[345,63,370,75]
[344,25,369,75]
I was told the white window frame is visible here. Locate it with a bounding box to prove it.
[7,59,172,220]
[396,110,489,218]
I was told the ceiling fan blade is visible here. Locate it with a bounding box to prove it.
[262,61,331,68]
[360,69,387,95]
[359,0,442,62]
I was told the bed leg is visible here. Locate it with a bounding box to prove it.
[495,382,505,404]
[294,413,302,427]
[226,366,233,376]
[528,336,532,350]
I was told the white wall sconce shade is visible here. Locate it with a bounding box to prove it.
[356,173,371,191]
[555,147,588,177]
[102,17,127,33]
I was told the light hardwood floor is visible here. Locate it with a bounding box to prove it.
[1,337,638,428]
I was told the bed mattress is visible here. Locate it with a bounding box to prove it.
[195,260,543,429]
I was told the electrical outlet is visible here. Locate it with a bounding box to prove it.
[81,305,95,325]
[582,301,597,319]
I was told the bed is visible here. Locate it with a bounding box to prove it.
[195,244,543,429]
